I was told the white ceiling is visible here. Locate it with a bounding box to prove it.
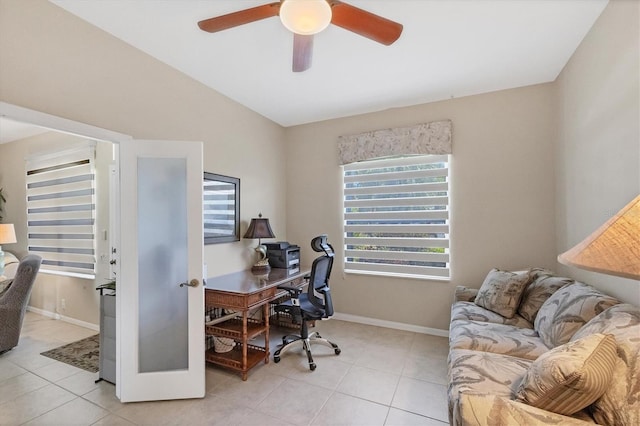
[45,1,607,127]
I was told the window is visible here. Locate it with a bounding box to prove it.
[26,144,97,279]
[343,155,450,280]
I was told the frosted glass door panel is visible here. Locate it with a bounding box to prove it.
[137,158,188,373]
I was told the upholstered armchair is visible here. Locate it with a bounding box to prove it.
[0,254,42,354]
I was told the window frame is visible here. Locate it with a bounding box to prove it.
[342,155,450,281]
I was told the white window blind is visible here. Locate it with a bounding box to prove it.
[26,144,97,279]
[343,155,450,280]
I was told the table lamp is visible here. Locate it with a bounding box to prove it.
[558,195,640,280]
[243,213,275,273]
[0,223,17,277]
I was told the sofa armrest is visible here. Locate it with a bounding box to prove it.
[457,394,594,426]
[454,286,478,303]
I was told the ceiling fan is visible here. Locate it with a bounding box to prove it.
[197,0,403,72]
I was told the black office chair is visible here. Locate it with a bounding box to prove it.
[273,235,341,371]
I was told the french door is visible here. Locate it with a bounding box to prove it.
[117,140,205,402]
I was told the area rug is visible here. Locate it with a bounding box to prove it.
[40,334,100,373]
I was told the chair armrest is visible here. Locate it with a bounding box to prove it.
[277,282,304,298]
[454,286,478,303]
[317,285,334,317]
[457,394,594,426]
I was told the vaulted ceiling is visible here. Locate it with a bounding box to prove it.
[41,1,608,127]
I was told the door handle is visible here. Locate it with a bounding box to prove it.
[179,279,200,288]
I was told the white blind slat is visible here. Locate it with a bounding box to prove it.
[345,249,449,263]
[345,224,449,234]
[345,182,448,196]
[345,210,448,221]
[344,167,448,183]
[345,196,448,208]
[345,237,449,249]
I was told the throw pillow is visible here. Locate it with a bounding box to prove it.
[0,278,12,297]
[534,282,619,348]
[474,269,532,318]
[570,304,640,426]
[518,274,574,323]
[515,333,617,415]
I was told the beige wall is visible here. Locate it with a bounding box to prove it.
[554,0,640,305]
[285,84,557,331]
[0,0,288,325]
[0,133,113,325]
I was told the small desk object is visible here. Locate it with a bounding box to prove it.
[204,267,309,380]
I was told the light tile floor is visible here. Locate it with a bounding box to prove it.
[0,312,450,425]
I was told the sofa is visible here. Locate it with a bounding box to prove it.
[447,268,639,426]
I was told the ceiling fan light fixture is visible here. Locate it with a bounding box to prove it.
[279,0,332,35]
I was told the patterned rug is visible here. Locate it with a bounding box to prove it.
[40,334,100,373]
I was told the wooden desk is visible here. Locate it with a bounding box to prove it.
[204,267,309,380]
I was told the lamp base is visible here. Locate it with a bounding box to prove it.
[251,264,271,274]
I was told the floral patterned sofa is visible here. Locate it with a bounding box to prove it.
[447,268,639,426]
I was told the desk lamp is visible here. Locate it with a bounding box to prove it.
[243,213,275,273]
[0,224,17,277]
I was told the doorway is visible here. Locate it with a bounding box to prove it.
[0,102,205,402]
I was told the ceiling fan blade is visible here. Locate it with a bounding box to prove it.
[292,34,314,72]
[329,0,403,45]
[198,2,281,33]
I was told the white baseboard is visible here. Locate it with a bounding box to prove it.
[27,306,99,332]
[332,312,449,337]
[26,307,447,337]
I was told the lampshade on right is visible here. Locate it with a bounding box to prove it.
[558,195,640,280]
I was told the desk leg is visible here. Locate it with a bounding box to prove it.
[241,311,248,381]
[263,303,270,364]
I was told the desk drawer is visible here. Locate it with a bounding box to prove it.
[246,287,276,308]
[206,287,276,309]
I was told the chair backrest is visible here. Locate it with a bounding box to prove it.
[1,254,42,304]
[306,235,334,317]
[0,254,42,352]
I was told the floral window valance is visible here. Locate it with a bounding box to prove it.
[337,119,452,165]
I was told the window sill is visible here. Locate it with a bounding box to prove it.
[343,269,450,282]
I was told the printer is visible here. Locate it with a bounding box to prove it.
[265,242,300,269]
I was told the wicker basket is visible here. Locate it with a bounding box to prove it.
[213,337,235,353]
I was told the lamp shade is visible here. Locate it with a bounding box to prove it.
[0,223,17,245]
[243,214,275,240]
[558,195,640,280]
[279,0,332,35]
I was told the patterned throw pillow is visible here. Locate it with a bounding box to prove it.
[474,269,532,319]
[571,304,640,426]
[517,274,574,323]
[534,282,619,348]
[515,333,617,415]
